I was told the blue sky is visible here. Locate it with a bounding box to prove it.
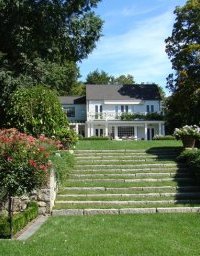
[78,0,186,94]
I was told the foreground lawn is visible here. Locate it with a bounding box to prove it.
[76,140,182,150]
[1,214,200,256]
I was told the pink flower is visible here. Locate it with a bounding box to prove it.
[7,156,13,162]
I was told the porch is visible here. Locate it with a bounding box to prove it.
[85,120,165,140]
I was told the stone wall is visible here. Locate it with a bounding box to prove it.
[0,169,57,216]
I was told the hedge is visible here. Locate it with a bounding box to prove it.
[0,201,38,238]
[80,136,110,140]
[177,149,200,183]
[153,135,176,140]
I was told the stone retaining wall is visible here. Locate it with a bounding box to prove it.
[0,169,57,216]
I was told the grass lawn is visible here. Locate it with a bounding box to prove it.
[1,214,200,256]
[76,140,182,150]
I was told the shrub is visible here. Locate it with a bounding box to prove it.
[50,151,74,186]
[177,149,200,182]
[0,128,61,197]
[55,128,78,149]
[81,136,110,140]
[174,125,200,140]
[0,202,38,238]
[121,113,164,121]
[7,85,69,137]
[153,135,175,140]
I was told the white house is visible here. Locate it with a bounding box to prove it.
[59,84,165,140]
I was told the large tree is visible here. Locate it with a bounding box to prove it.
[85,69,135,85]
[165,0,200,130]
[0,0,103,66]
[85,69,112,84]
[0,0,103,126]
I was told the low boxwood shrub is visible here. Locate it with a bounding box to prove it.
[0,201,38,238]
[153,135,175,140]
[80,136,110,140]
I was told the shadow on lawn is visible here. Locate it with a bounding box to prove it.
[146,146,200,206]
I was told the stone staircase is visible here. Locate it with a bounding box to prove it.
[52,149,200,215]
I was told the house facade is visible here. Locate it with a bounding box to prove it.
[59,84,165,140]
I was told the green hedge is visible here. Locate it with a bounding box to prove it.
[80,136,110,141]
[177,149,200,183]
[153,135,175,140]
[0,201,38,238]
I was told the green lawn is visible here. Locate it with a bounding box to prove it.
[76,140,182,150]
[1,214,200,256]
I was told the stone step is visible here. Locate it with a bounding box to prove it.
[57,192,200,199]
[75,155,177,159]
[76,159,177,164]
[67,177,193,183]
[52,207,200,216]
[55,199,200,206]
[75,159,178,164]
[69,173,190,179]
[74,163,181,169]
[74,149,181,154]
[71,167,187,174]
[60,186,200,193]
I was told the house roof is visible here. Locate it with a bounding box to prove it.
[59,96,86,105]
[86,84,161,101]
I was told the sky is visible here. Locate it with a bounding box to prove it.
[78,0,186,94]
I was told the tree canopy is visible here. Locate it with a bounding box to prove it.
[0,0,103,126]
[165,0,200,131]
[85,69,135,85]
[0,0,103,66]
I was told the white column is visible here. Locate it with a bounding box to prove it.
[134,126,138,139]
[105,122,108,137]
[87,123,90,137]
[162,124,165,136]
[75,123,79,134]
[159,123,162,135]
[114,126,118,139]
[144,123,148,140]
[90,123,94,136]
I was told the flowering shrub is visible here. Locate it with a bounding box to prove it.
[0,128,62,197]
[173,125,200,140]
[55,127,78,149]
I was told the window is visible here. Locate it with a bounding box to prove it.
[146,105,154,113]
[95,105,103,119]
[63,106,75,117]
[118,126,134,138]
[121,105,128,113]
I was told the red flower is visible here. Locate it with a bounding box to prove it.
[29,159,37,168]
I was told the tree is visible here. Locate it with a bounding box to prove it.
[0,0,103,126]
[0,0,103,65]
[113,74,135,85]
[165,0,200,129]
[85,69,135,85]
[85,69,113,84]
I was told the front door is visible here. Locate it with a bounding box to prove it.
[95,128,104,137]
[147,128,155,140]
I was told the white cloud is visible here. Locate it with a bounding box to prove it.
[80,10,176,91]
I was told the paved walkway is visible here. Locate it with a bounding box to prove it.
[16,216,48,240]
